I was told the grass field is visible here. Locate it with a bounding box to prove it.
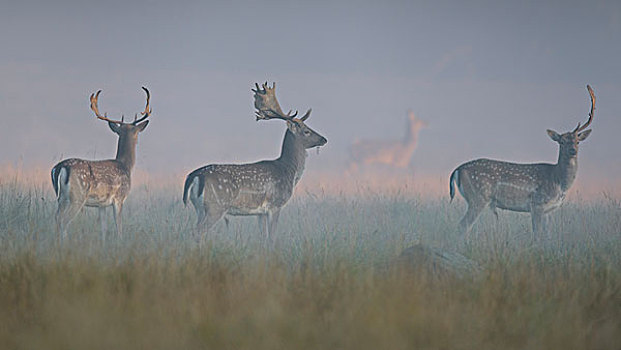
[0,176,619,349]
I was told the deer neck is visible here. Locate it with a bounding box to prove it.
[276,129,307,184]
[554,148,578,191]
[115,134,138,171]
[403,126,420,153]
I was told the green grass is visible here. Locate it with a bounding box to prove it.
[0,178,619,349]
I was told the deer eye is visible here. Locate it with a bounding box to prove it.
[303,130,311,136]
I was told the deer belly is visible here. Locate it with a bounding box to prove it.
[492,182,535,212]
[494,201,530,212]
[227,201,271,216]
[85,195,114,207]
[227,190,272,216]
[368,153,395,165]
[85,185,123,207]
[227,206,270,216]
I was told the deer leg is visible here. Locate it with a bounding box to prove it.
[530,206,545,239]
[192,198,207,229]
[541,214,550,240]
[490,202,499,220]
[98,207,107,243]
[196,205,225,243]
[257,214,268,240]
[459,201,486,236]
[56,196,86,241]
[112,202,123,239]
[268,208,281,241]
[55,199,69,238]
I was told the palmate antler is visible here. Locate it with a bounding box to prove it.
[252,82,311,122]
[573,85,595,133]
[90,87,151,125]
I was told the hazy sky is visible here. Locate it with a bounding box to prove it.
[1,0,620,182]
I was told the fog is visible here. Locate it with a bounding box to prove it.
[1,0,620,189]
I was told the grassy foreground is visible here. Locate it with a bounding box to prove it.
[0,179,619,349]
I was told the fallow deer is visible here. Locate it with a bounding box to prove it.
[449,85,595,237]
[183,82,327,242]
[348,110,427,171]
[51,87,152,240]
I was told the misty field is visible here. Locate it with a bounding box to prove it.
[0,177,619,350]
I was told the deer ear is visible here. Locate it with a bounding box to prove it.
[546,129,561,142]
[108,122,121,134]
[577,129,591,141]
[136,120,149,132]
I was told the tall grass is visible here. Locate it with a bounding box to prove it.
[0,177,619,349]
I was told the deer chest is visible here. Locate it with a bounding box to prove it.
[541,191,566,213]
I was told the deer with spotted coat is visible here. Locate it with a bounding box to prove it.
[449,85,595,237]
[51,87,152,241]
[183,82,327,242]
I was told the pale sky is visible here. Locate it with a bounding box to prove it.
[1,0,620,183]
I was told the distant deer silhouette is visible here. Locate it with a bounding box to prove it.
[348,110,427,171]
[51,87,152,241]
[450,85,595,237]
[183,82,327,242]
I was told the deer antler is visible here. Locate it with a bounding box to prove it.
[89,87,152,125]
[252,82,298,121]
[132,87,151,125]
[573,84,595,133]
[90,90,124,124]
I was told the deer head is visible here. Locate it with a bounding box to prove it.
[252,82,327,149]
[89,87,151,139]
[407,110,428,131]
[546,85,594,158]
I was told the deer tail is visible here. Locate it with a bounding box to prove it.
[182,173,194,206]
[183,170,205,206]
[449,168,459,202]
[51,164,69,199]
